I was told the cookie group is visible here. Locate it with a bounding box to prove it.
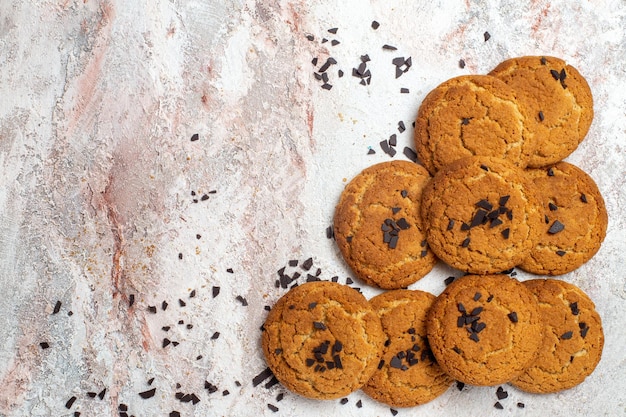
[262,55,606,410]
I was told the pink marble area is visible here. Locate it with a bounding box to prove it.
[0,0,625,416]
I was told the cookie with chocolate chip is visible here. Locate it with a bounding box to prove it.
[512,279,604,393]
[421,156,542,274]
[362,290,454,407]
[262,281,385,399]
[519,162,608,275]
[489,56,594,167]
[426,274,543,386]
[414,75,535,175]
[333,161,437,289]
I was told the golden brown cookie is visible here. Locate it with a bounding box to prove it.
[414,74,535,175]
[262,281,385,399]
[421,156,542,274]
[426,274,543,386]
[362,290,454,407]
[489,56,594,167]
[512,279,604,393]
[519,162,608,275]
[333,161,437,289]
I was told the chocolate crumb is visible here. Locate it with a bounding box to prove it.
[480,164,489,171]
[306,34,314,41]
[327,27,338,34]
[313,322,327,330]
[550,69,560,80]
[236,296,248,306]
[540,56,547,65]
[129,294,135,307]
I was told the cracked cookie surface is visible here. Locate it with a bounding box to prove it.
[262,281,385,399]
[489,56,594,167]
[334,161,436,289]
[362,290,453,407]
[414,74,534,175]
[512,279,604,393]
[519,162,608,275]
[421,156,542,274]
[426,274,543,386]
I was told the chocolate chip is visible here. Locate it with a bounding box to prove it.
[65,396,77,409]
[556,250,566,256]
[190,133,199,142]
[403,146,418,162]
[570,302,579,315]
[459,59,466,68]
[550,69,560,80]
[371,21,380,29]
[476,199,493,211]
[549,202,558,211]
[581,193,588,203]
[508,312,518,323]
[469,332,480,342]
[480,164,489,171]
[548,220,565,234]
[494,401,504,409]
[456,381,465,390]
[547,167,555,176]
[501,228,510,239]
[561,331,573,340]
[313,322,327,330]
[444,276,456,286]
[473,292,482,301]
[401,190,408,198]
[496,386,508,400]
[447,219,455,230]
[538,111,545,121]
[382,44,398,50]
[484,31,491,41]
[139,388,156,399]
[470,209,487,228]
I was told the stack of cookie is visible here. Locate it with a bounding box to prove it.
[261,56,606,408]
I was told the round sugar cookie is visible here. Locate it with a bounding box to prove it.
[489,56,594,167]
[426,274,543,386]
[519,162,608,275]
[362,290,453,407]
[512,279,604,393]
[333,161,437,289]
[414,74,535,175]
[262,281,385,399]
[421,156,542,274]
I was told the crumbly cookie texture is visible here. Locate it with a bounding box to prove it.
[489,56,594,167]
[512,279,604,393]
[362,290,453,407]
[426,274,543,386]
[414,74,534,175]
[333,160,437,289]
[421,156,542,274]
[262,281,385,399]
[519,162,608,275]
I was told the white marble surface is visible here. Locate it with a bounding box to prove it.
[1,1,625,416]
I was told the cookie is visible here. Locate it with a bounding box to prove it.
[420,156,542,274]
[262,281,385,399]
[333,161,437,289]
[519,162,608,275]
[426,274,543,386]
[512,279,604,393]
[362,290,454,407]
[489,56,594,167]
[414,74,534,175]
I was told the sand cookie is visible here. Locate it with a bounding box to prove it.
[362,290,454,407]
[333,161,437,289]
[512,279,604,393]
[489,56,594,167]
[519,162,608,275]
[426,274,543,386]
[421,156,542,274]
[262,281,385,399]
[414,74,534,175]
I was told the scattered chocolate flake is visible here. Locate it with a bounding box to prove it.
[548,220,565,234]
[236,296,248,306]
[129,294,135,307]
[561,331,573,340]
[391,409,398,416]
[549,202,558,211]
[444,276,456,286]
[170,412,181,417]
[179,299,186,307]
[484,31,491,41]
[346,277,354,285]
[508,312,518,323]
[326,226,334,239]
[253,367,274,387]
[371,20,380,29]
[65,396,77,409]
[338,69,344,77]
[205,381,218,393]
[388,134,397,147]
[581,193,588,203]
[550,69,560,80]
[400,87,409,93]
[446,219,455,230]
[340,398,349,405]
[268,404,279,412]
[382,44,398,50]
[496,386,508,400]
[356,400,363,408]
[306,34,314,41]
[190,133,199,142]
[139,388,156,399]
[212,286,220,298]
[501,228,510,239]
[178,253,183,260]
[147,306,157,314]
[494,401,504,409]
[40,342,49,349]
[327,27,338,34]
[517,402,525,408]
[459,59,466,69]
[456,381,465,390]
[538,111,545,121]
[211,332,220,340]
[53,300,62,314]
[331,39,340,46]
[367,148,375,155]
[302,258,313,271]
[222,390,230,396]
[461,237,470,247]
[398,121,406,133]
[403,147,418,162]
